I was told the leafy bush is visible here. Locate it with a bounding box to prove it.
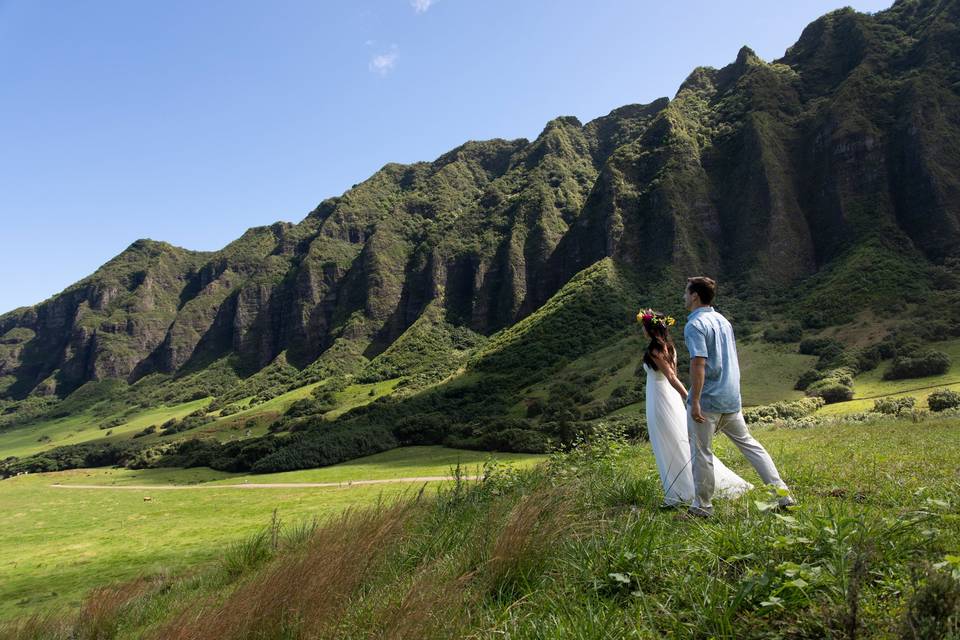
[898,567,960,640]
[284,398,316,418]
[794,369,825,391]
[805,379,854,404]
[446,427,549,454]
[161,415,212,436]
[871,396,916,415]
[250,426,398,473]
[98,417,125,430]
[883,351,951,380]
[744,397,825,423]
[0,441,140,477]
[763,324,802,343]
[799,337,844,357]
[525,399,544,418]
[394,414,450,445]
[927,389,960,412]
[850,345,882,373]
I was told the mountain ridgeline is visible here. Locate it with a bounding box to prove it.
[3,0,960,464]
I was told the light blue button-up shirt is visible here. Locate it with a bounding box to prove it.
[683,306,742,413]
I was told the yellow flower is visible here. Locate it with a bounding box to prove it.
[666,317,676,326]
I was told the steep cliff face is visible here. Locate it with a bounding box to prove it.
[2,0,960,400]
[551,0,960,296]
[0,241,207,397]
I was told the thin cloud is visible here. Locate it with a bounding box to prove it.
[369,50,398,75]
[411,0,437,14]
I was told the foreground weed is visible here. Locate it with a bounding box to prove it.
[152,501,418,639]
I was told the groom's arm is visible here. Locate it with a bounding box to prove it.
[689,357,707,423]
[684,322,709,423]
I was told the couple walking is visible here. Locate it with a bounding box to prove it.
[639,277,795,518]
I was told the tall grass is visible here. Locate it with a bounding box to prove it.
[154,502,417,639]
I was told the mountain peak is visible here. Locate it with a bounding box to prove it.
[735,45,760,66]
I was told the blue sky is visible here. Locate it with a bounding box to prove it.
[0,0,894,314]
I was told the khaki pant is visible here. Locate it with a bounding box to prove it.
[687,409,788,514]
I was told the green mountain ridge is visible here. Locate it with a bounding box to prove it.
[4,0,960,470]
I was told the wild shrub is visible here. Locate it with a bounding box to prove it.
[872,396,917,415]
[763,323,802,343]
[799,337,844,357]
[806,379,854,404]
[394,414,449,445]
[883,351,951,380]
[795,368,825,391]
[744,397,825,423]
[132,425,157,439]
[927,389,960,412]
[250,425,398,473]
[899,566,960,639]
[98,417,125,430]
[1,441,139,477]
[445,424,549,454]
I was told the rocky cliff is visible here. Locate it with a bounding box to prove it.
[2,0,959,401]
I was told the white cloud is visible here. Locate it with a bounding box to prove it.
[411,0,436,14]
[369,50,398,75]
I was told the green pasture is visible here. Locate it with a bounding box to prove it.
[0,376,407,459]
[323,378,402,420]
[219,381,324,420]
[738,341,817,406]
[0,446,544,621]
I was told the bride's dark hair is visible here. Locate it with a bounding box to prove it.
[640,311,676,372]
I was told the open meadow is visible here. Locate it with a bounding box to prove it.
[0,446,544,622]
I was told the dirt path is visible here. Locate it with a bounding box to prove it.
[50,476,481,490]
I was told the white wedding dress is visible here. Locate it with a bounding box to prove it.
[644,362,752,505]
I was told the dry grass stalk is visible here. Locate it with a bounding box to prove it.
[0,613,73,640]
[153,500,418,640]
[0,575,160,640]
[74,576,157,639]
[484,486,574,593]
[372,561,474,640]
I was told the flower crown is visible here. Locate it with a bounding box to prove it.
[636,308,676,327]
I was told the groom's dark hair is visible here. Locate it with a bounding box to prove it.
[686,276,717,305]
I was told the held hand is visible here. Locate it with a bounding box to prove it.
[691,401,706,423]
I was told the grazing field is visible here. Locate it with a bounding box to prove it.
[0,446,544,621]
[738,342,817,406]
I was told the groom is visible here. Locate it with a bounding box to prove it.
[683,276,795,517]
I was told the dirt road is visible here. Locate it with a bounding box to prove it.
[50,476,481,490]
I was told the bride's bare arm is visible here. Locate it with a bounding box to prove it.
[652,351,688,401]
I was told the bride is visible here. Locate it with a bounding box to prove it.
[638,309,752,507]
